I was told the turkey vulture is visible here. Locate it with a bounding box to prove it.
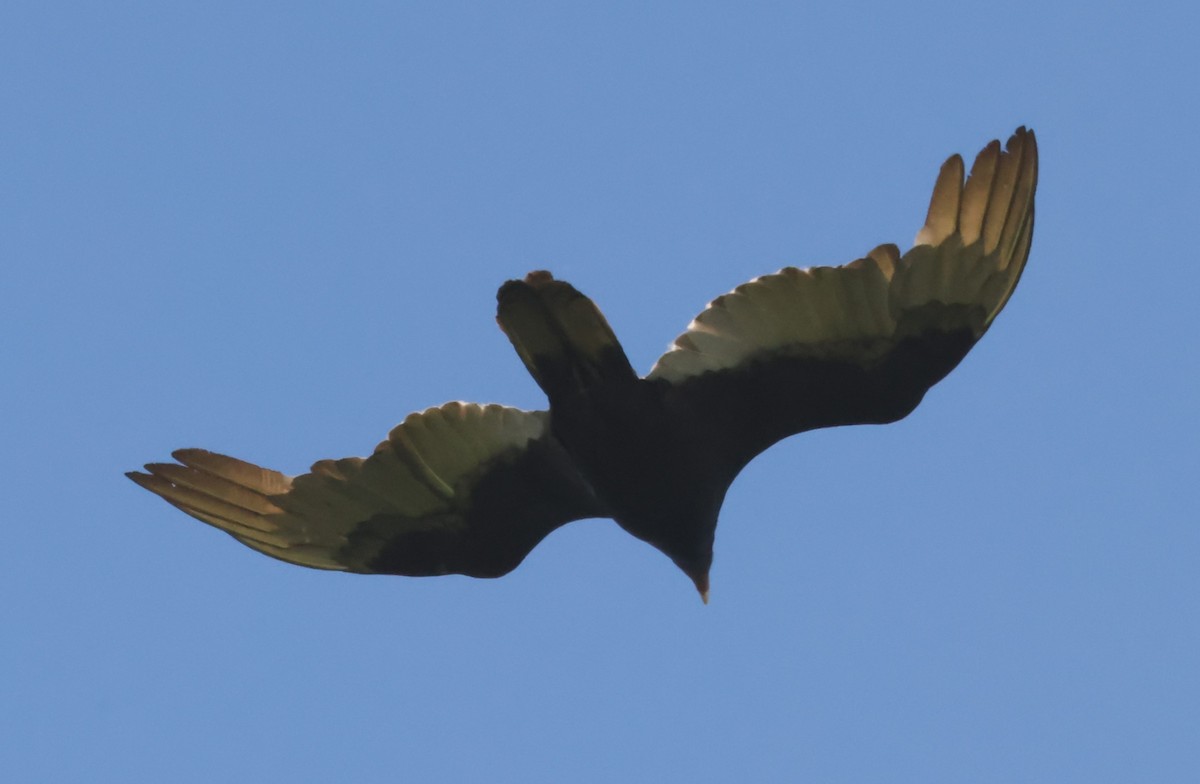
[129,127,1037,602]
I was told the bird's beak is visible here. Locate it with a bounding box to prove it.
[692,571,710,604]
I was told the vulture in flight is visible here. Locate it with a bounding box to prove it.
[129,127,1037,602]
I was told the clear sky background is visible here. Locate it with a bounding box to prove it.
[3,2,1197,782]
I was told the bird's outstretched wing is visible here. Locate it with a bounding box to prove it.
[649,127,1037,477]
[128,402,604,577]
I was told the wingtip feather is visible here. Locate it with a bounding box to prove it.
[915,153,965,247]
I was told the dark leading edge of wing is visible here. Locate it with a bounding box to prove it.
[649,127,1037,479]
[127,402,604,577]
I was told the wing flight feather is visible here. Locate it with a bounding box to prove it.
[650,128,1037,474]
[128,402,604,577]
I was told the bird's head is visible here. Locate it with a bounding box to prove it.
[617,504,717,604]
[651,483,724,604]
[661,527,715,605]
[678,554,712,604]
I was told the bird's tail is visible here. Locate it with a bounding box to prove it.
[496,271,636,401]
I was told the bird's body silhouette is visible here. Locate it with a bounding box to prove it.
[129,128,1038,600]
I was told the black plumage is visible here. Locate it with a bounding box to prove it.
[129,128,1037,601]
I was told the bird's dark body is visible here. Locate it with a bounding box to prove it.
[536,345,730,584]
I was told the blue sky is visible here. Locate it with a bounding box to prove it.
[3,2,1197,781]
